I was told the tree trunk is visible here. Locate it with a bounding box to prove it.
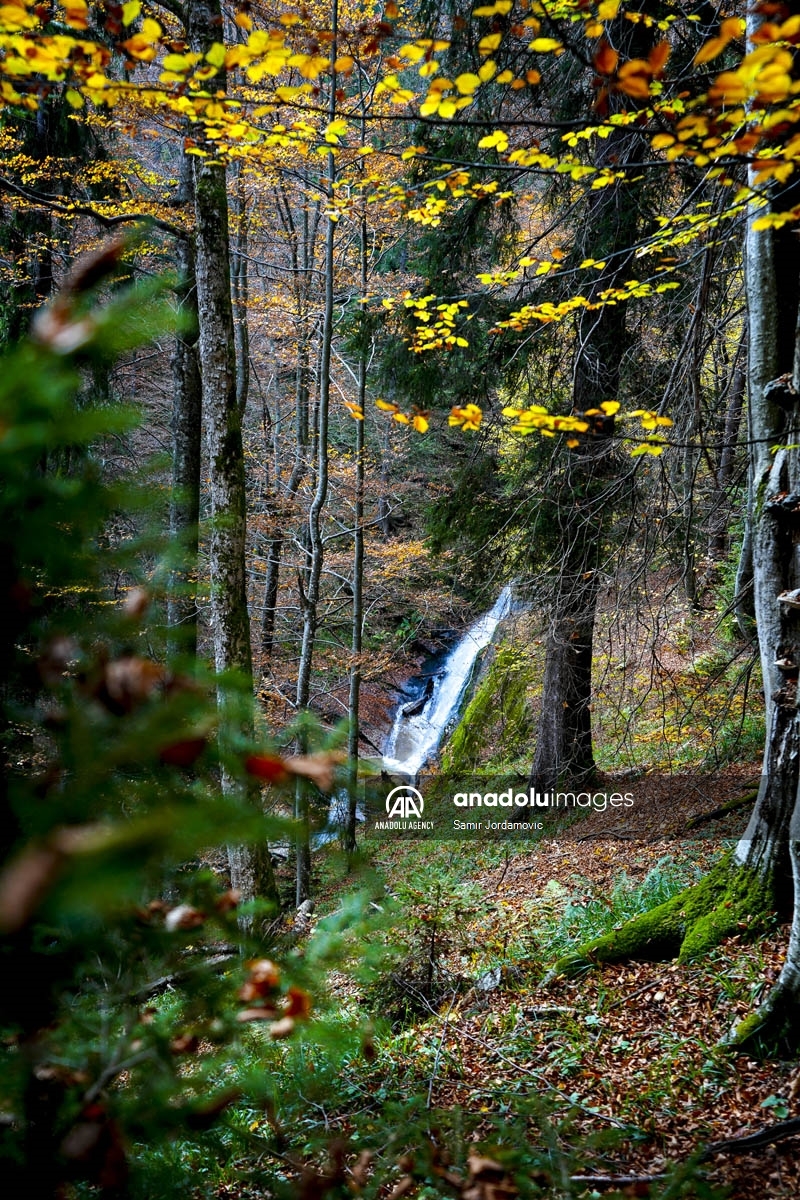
[294,0,339,903]
[167,153,202,657]
[529,474,601,792]
[530,112,640,792]
[260,185,317,663]
[231,161,250,416]
[187,0,276,909]
[346,140,369,855]
[552,5,800,1046]
[707,337,746,563]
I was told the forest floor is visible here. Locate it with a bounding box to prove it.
[250,564,790,1199]
[298,795,799,1200]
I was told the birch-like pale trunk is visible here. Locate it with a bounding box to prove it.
[726,0,800,1046]
[294,0,339,902]
[733,1,800,889]
[346,146,369,855]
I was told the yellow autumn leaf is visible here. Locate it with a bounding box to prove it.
[412,414,429,433]
[122,0,141,24]
[455,72,481,95]
[529,37,562,52]
[398,43,425,61]
[478,130,509,151]
[694,36,728,66]
[478,33,502,54]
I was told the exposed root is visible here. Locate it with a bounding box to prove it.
[724,978,800,1054]
[547,855,774,980]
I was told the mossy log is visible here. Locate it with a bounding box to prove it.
[548,855,775,979]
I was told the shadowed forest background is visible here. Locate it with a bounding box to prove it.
[5,1,800,1197]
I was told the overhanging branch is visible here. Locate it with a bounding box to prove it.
[0,175,188,239]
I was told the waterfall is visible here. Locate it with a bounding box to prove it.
[383,585,513,779]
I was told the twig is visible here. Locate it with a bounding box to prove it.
[570,1173,667,1189]
[570,1116,800,1192]
[426,992,459,1109]
[700,1115,800,1158]
[684,789,757,831]
[453,1023,630,1129]
[131,951,236,1003]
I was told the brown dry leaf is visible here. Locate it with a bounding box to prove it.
[164,904,204,931]
[0,841,66,933]
[283,752,346,792]
[170,1033,199,1055]
[236,1007,279,1023]
[387,1177,416,1200]
[350,1149,374,1188]
[284,986,313,1019]
[101,656,164,714]
[214,888,240,913]
[122,586,149,618]
[239,958,280,1001]
[268,1016,296,1039]
[467,1155,505,1179]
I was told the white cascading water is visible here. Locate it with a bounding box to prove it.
[382,585,513,779]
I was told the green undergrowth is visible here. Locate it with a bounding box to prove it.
[129,838,732,1199]
[548,853,775,978]
[530,855,709,963]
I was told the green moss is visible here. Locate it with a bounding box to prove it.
[728,1008,768,1047]
[727,976,800,1055]
[548,855,775,978]
[442,642,534,773]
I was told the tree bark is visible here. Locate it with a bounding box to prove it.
[530,110,640,792]
[167,152,202,657]
[259,183,317,663]
[707,339,746,563]
[346,128,369,855]
[187,0,276,909]
[231,161,250,416]
[294,0,339,903]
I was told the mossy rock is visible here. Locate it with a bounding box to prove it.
[442,641,534,773]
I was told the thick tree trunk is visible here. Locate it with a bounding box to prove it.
[530,487,600,792]
[731,155,800,1042]
[734,68,800,891]
[530,117,638,791]
[188,0,276,909]
[555,4,800,1045]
